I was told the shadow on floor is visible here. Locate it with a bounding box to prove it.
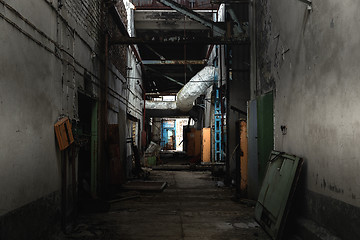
[53,170,270,240]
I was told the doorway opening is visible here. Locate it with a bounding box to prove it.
[77,93,98,199]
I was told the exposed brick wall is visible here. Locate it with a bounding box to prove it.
[62,0,129,90]
[107,1,128,77]
[64,0,102,44]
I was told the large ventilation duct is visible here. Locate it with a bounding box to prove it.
[176,66,215,111]
[145,66,216,112]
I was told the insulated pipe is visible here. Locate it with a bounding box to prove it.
[145,66,216,112]
[176,66,216,111]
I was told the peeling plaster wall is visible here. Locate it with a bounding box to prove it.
[252,0,360,237]
[0,1,61,215]
[0,0,103,237]
[0,0,142,238]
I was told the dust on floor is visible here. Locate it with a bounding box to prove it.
[53,171,270,240]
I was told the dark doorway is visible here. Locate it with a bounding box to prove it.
[77,93,97,199]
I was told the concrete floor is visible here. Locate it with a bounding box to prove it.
[55,171,270,240]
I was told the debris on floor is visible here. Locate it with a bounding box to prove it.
[216,180,225,187]
[106,195,140,204]
[121,181,167,192]
[144,141,161,167]
[233,221,260,229]
[53,171,270,240]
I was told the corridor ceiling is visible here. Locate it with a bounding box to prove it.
[130,0,220,95]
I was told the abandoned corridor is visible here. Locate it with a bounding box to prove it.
[1,0,360,239]
[54,170,270,240]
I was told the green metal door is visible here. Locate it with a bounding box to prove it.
[257,91,274,183]
[255,151,303,239]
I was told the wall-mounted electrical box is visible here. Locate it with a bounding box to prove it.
[54,117,74,151]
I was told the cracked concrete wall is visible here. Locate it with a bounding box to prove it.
[252,0,360,238]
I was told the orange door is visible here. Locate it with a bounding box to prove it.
[201,128,211,162]
[240,120,248,192]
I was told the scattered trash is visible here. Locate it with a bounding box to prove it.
[216,181,225,187]
[107,195,140,204]
[233,222,260,229]
[66,223,104,238]
[216,223,233,230]
[145,141,162,155]
[144,141,161,167]
[239,198,257,207]
[121,181,167,192]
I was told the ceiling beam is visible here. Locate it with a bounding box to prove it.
[146,106,203,119]
[110,36,249,45]
[144,45,166,60]
[145,66,185,86]
[143,60,207,65]
[134,11,210,30]
[157,0,226,36]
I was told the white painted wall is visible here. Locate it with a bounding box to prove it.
[0,0,141,219]
[0,0,66,216]
[253,0,360,207]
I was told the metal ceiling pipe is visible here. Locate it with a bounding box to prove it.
[145,66,216,112]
